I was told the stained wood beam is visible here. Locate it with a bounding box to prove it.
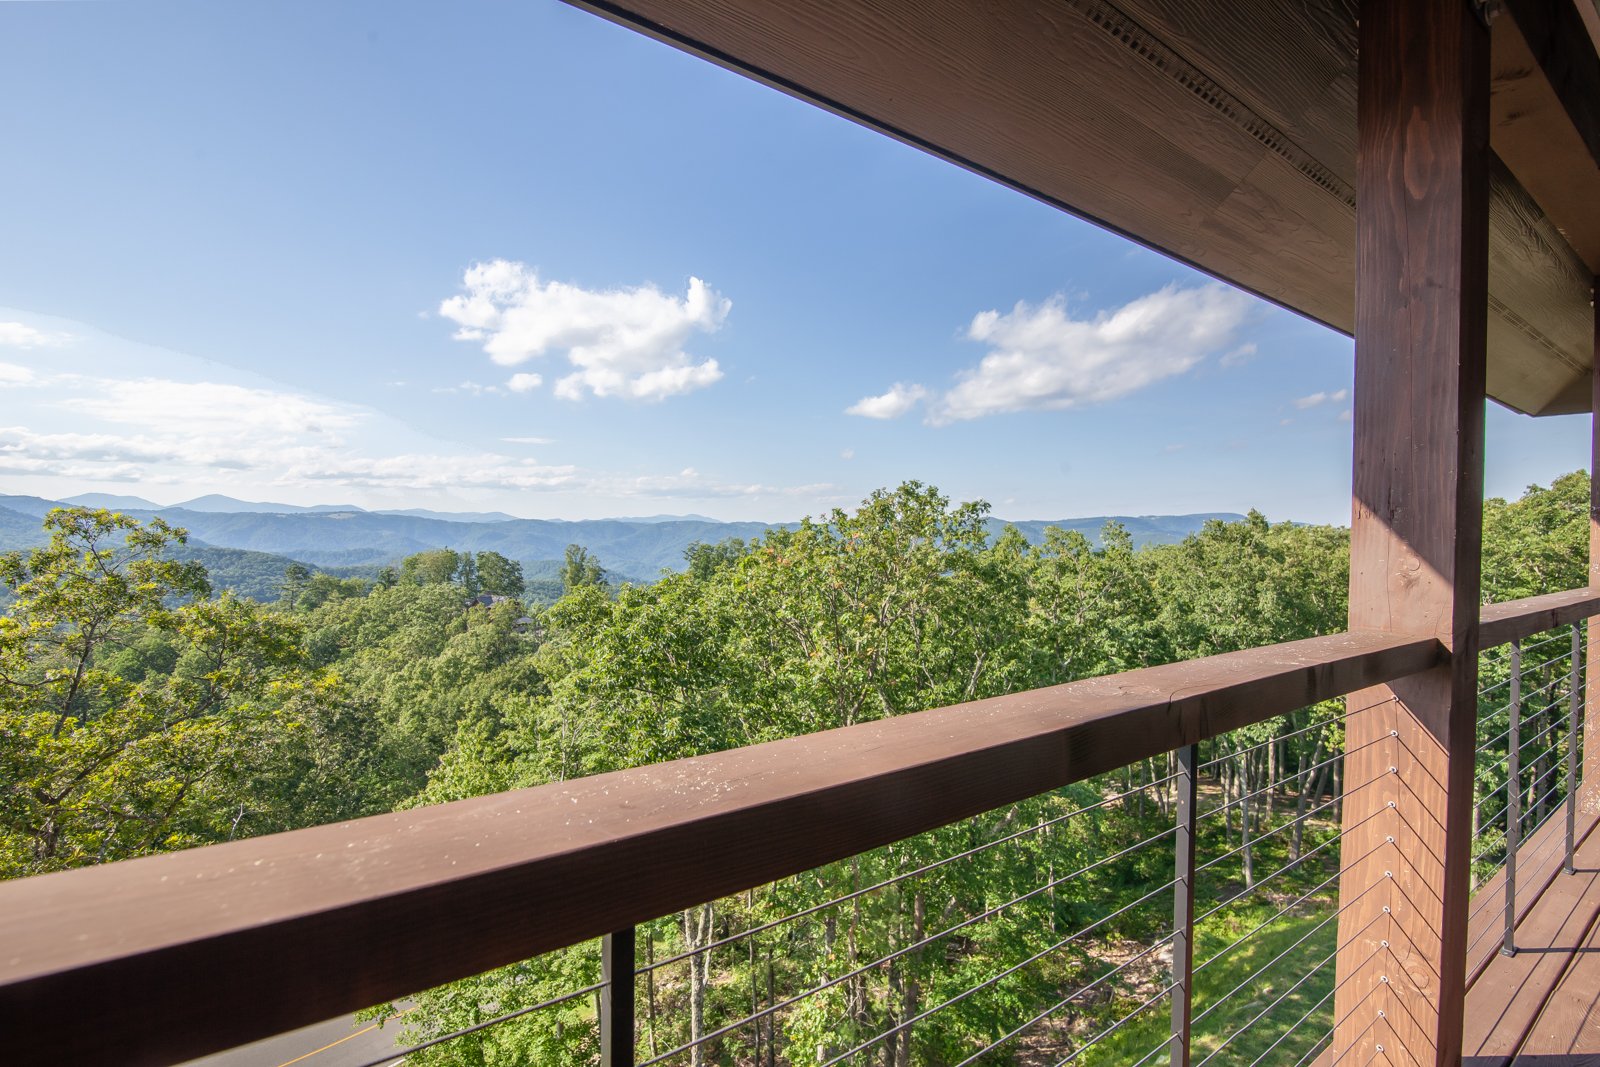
[1588,278,1600,804]
[1479,587,1600,646]
[1335,1,1490,1063]
[1491,8,1600,276]
[1504,0,1600,170]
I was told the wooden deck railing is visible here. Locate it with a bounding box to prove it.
[1,587,1596,1066]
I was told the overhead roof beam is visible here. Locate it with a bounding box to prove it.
[1504,0,1600,169]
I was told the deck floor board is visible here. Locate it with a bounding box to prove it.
[1464,809,1600,1065]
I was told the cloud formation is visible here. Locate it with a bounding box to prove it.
[1294,389,1348,410]
[846,383,927,420]
[936,285,1251,422]
[1220,343,1258,368]
[440,259,730,402]
[433,380,501,396]
[0,355,820,504]
[63,379,361,438]
[847,284,1252,424]
[0,322,71,349]
[0,361,39,386]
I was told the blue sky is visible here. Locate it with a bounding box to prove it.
[0,1,1587,523]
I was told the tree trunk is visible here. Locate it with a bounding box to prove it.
[681,903,713,1067]
[767,948,777,1067]
[1331,756,1343,824]
[645,928,660,1060]
[1292,734,1326,863]
[1241,785,1254,889]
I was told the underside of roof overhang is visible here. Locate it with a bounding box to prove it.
[573,0,1600,416]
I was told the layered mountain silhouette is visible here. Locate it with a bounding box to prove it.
[0,492,1243,591]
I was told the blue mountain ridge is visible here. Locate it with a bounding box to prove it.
[0,493,1243,581]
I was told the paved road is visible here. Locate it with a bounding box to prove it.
[177,1013,408,1067]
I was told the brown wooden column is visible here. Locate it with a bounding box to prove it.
[1333,2,1490,1065]
[1588,278,1600,812]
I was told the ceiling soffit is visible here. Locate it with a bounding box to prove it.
[573,0,1599,415]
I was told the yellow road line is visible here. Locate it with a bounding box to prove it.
[273,1023,378,1067]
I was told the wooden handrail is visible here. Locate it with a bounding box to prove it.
[1480,587,1600,648]
[0,590,1589,1066]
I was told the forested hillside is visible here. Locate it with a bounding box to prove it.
[0,473,1585,1065]
[0,492,1243,584]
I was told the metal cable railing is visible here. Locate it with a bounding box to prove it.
[1469,620,1587,963]
[344,937,610,1067]
[148,600,1598,1067]
[329,698,1376,1067]
[1176,699,1394,1067]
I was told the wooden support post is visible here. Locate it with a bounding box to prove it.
[1588,277,1600,813]
[1334,2,1490,1064]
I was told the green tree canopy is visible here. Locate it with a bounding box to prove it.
[560,544,606,593]
[475,550,525,596]
[0,509,328,876]
[401,548,465,587]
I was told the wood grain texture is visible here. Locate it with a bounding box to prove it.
[1336,3,1490,1063]
[1463,798,1592,993]
[1486,156,1595,416]
[568,0,1595,418]
[1505,0,1600,169]
[1581,0,1600,52]
[0,629,1439,1067]
[1491,8,1600,275]
[1462,809,1600,1061]
[1112,0,1358,178]
[1515,894,1600,1058]
[1480,589,1600,647]
[1588,287,1600,811]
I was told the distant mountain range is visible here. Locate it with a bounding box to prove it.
[60,493,518,523]
[0,491,1245,594]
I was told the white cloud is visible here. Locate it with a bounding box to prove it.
[0,358,826,503]
[9,378,370,481]
[0,322,71,349]
[0,361,39,386]
[432,380,501,395]
[927,284,1252,423]
[1339,408,1352,423]
[440,259,729,402]
[0,395,581,493]
[846,382,928,420]
[1294,389,1349,410]
[63,379,360,438]
[840,448,855,461]
[1220,342,1258,368]
[506,372,543,393]
[0,313,844,512]
[295,452,579,492]
[624,465,834,499]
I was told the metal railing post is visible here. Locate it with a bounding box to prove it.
[601,927,637,1067]
[1568,622,1582,875]
[1170,744,1198,1067]
[1503,639,1522,957]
